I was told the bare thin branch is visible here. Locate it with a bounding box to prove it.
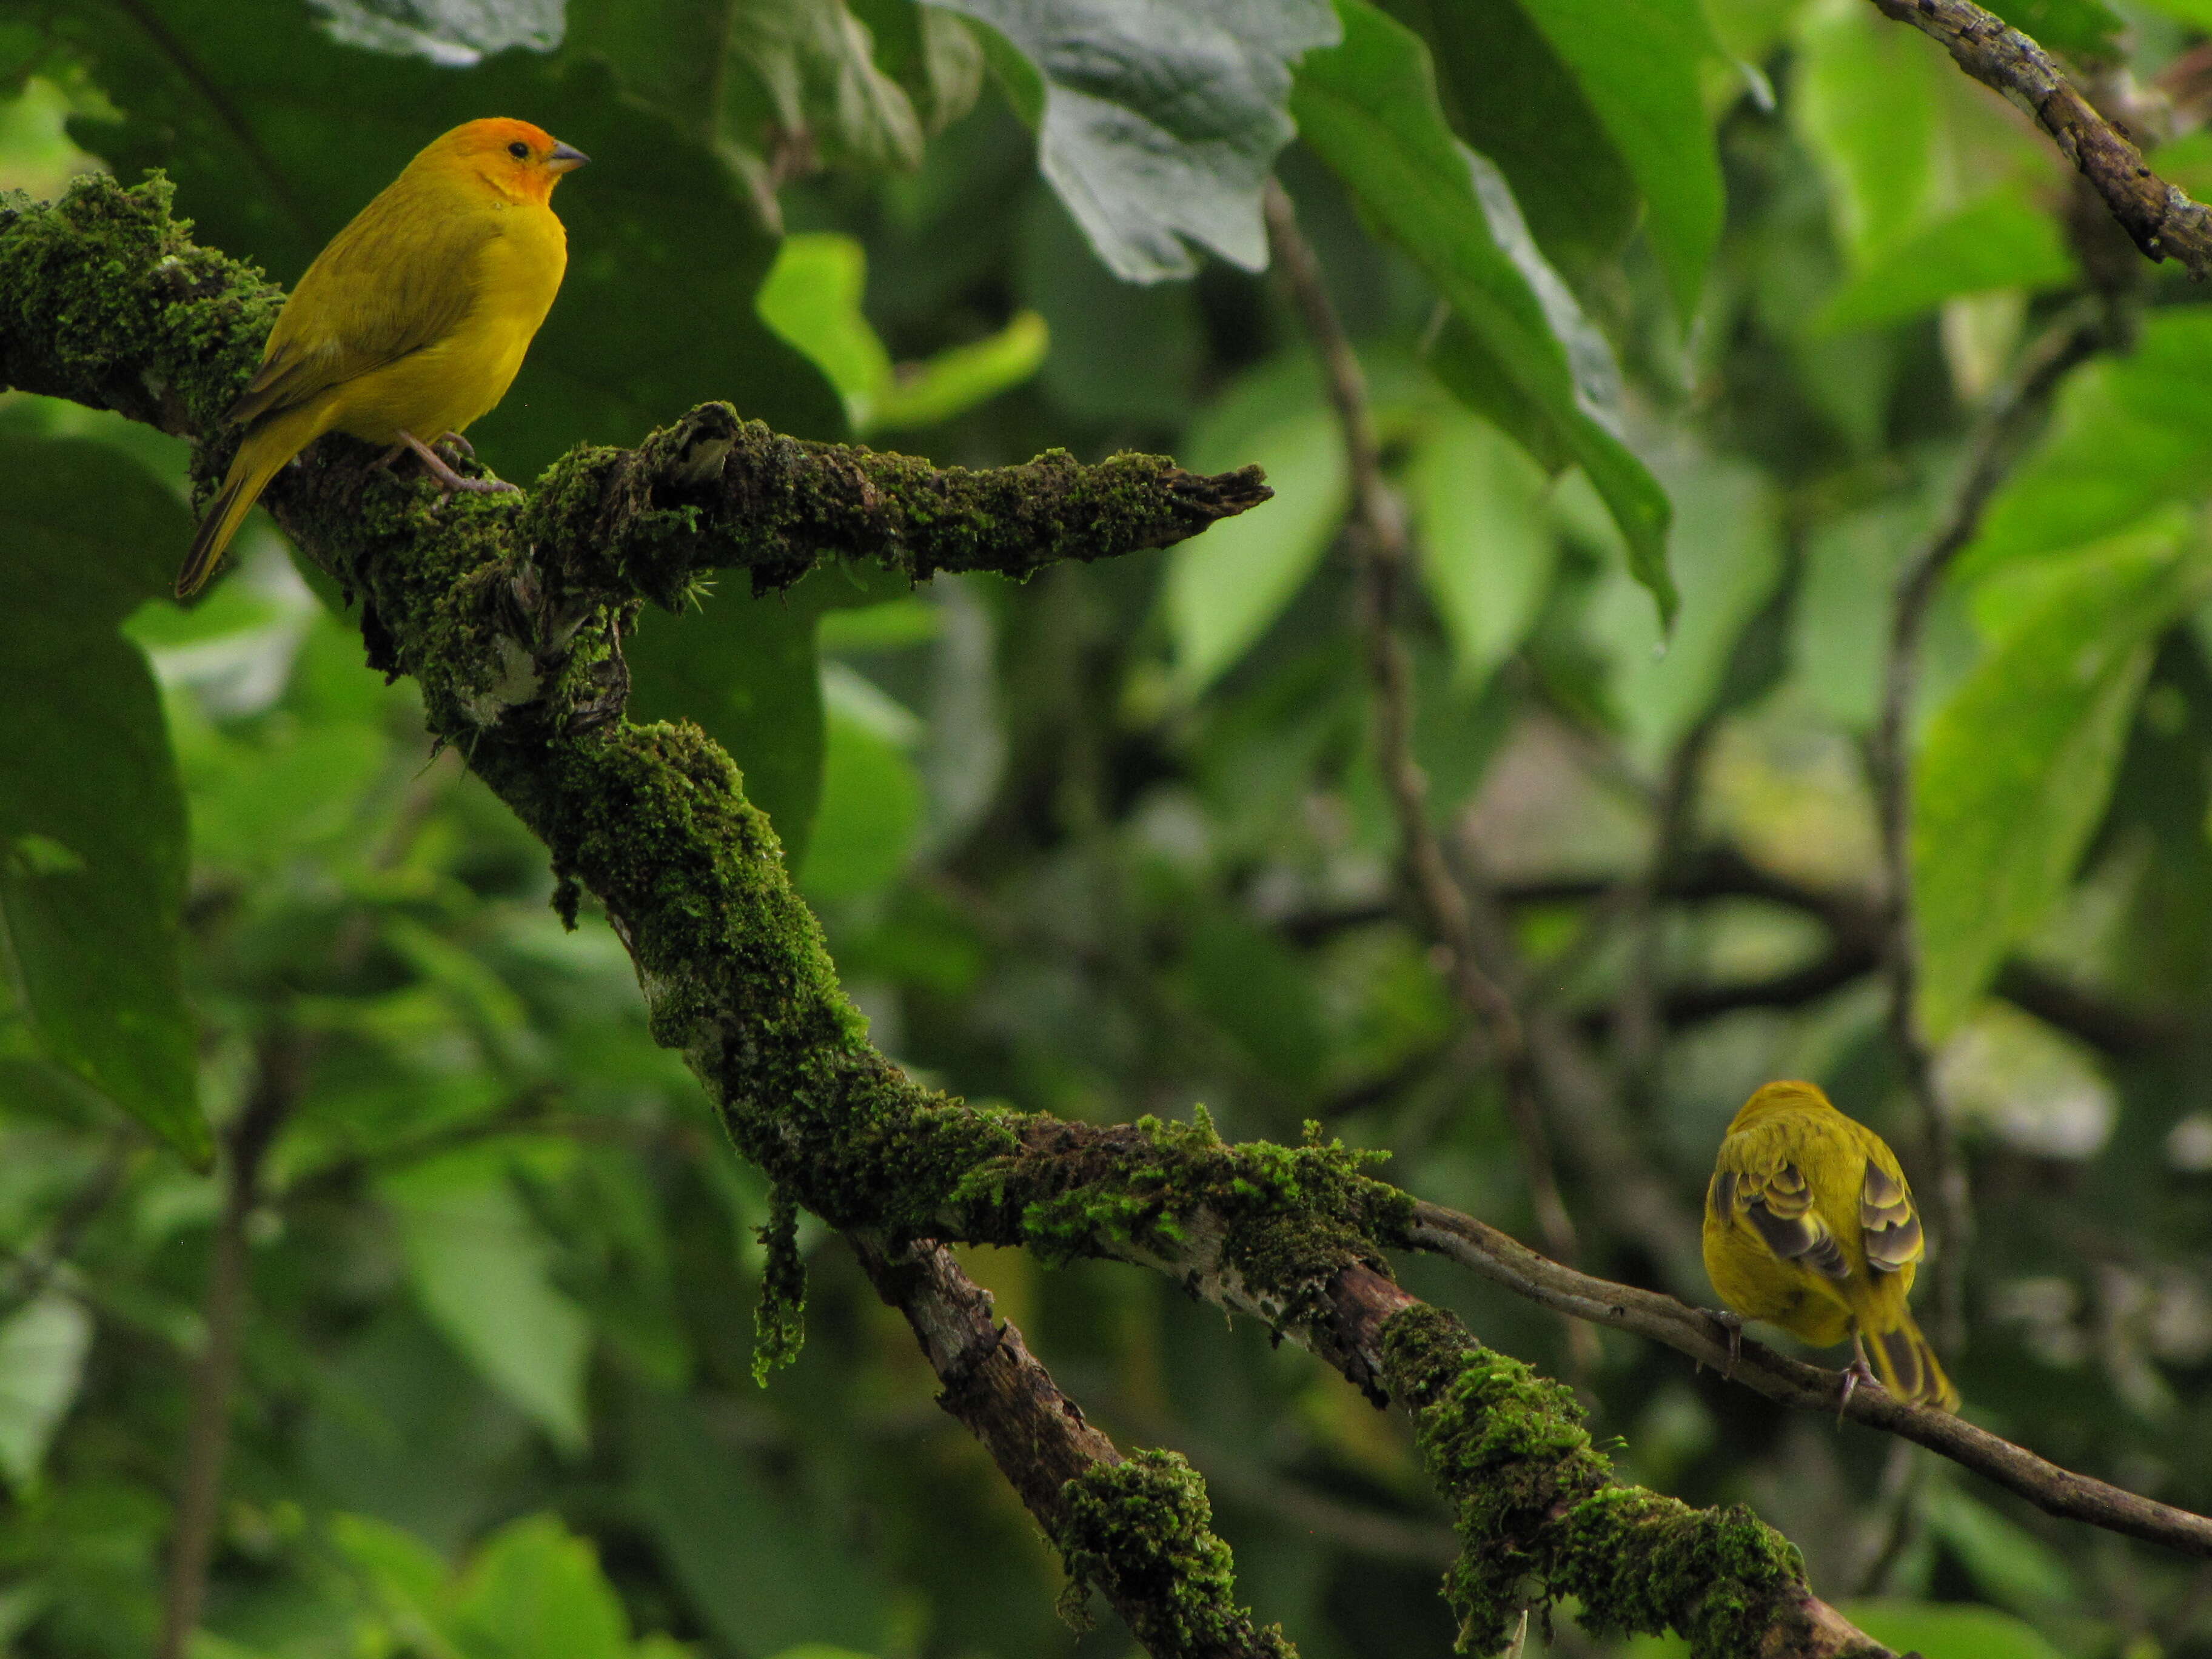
[1407,1200,2212,1558]
[1865,0,2212,274]
[1259,179,1583,1291]
[156,1033,298,1659]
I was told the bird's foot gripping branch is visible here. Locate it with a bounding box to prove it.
[3,169,1913,1659]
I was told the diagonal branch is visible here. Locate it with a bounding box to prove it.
[854,1237,1293,1659]
[1865,0,2212,275]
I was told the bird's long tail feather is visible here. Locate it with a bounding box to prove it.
[176,418,316,598]
[1866,1312,1959,1411]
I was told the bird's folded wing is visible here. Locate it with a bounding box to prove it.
[1858,1160,1923,1274]
[1711,1158,1848,1280]
[228,205,501,427]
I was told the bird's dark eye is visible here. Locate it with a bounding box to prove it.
[508,141,529,159]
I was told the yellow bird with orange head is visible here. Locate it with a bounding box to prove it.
[176,117,587,597]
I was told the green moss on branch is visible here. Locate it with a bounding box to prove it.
[1378,1305,1862,1659]
[1059,1451,1296,1659]
[517,400,1273,611]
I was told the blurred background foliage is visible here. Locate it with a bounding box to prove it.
[4,0,2212,1655]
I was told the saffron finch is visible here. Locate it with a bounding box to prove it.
[1703,1079,1959,1411]
[176,118,587,597]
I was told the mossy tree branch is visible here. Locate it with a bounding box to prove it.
[0,169,2085,1656]
[856,1238,1294,1659]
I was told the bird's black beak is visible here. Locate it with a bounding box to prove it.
[547,141,589,173]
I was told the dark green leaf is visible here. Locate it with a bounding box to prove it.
[1977,0,2122,61]
[1379,0,1638,284]
[0,436,206,1164]
[1292,0,1673,620]
[1500,0,1722,322]
[932,0,1338,281]
[629,1389,886,1654]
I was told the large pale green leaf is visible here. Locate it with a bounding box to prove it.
[1503,0,1722,322]
[381,1146,592,1453]
[0,1293,93,1491]
[1914,518,2212,1040]
[1380,0,1640,284]
[1815,189,2076,333]
[933,0,1338,281]
[757,230,1046,432]
[1407,408,1557,689]
[446,1515,631,1659]
[1965,308,2212,574]
[0,437,206,1164]
[1165,357,1347,695]
[1293,0,1674,620]
[797,667,925,902]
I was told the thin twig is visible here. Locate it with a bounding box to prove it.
[1406,1199,2212,1557]
[156,1031,299,1659]
[1864,0,2212,275]
[1851,1439,1927,1597]
[1870,306,2112,1352]
[1260,181,1583,1296]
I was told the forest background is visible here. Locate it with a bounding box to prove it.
[4,0,2212,1655]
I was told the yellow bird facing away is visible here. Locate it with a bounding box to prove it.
[1703,1079,1959,1412]
[175,118,587,598]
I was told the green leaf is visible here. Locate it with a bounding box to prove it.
[0,437,207,1164]
[759,233,896,430]
[446,1515,631,1659]
[932,0,1339,280]
[0,1293,93,1492]
[1502,0,1723,321]
[1407,409,1558,688]
[380,1147,592,1453]
[1792,0,1942,264]
[1919,1483,2081,1614]
[797,668,925,902]
[309,0,564,58]
[870,310,1048,432]
[1977,0,2122,61]
[1965,308,2212,575]
[1581,451,1781,764]
[1914,518,2212,1040]
[1381,0,1640,284]
[758,230,1047,432]
[629,1390,886,1654]
[1815,189,2076,332]
[61,0,848,474]
[565,0,954,227]
[1293,0,1674,620]
[1838,1600,2066,1659]
[1165,358,1347,695]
